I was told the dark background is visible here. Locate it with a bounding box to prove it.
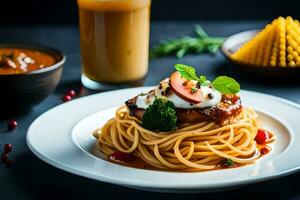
[1,0,300,25]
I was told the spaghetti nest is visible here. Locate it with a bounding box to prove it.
[94,106,273,171]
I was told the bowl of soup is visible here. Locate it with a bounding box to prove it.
[0,44,65,114]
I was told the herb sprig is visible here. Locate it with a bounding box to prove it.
[223,159,235,167]
[150,25,225,59]
[175,64,240,94]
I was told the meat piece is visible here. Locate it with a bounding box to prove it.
[125,94,242,124]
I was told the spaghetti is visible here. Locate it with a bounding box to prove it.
[93,106,275,171]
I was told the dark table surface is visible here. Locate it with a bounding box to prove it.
[1,21,300,200]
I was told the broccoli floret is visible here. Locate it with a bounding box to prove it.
[142,98,177,132]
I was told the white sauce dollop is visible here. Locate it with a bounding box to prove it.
[135,78,222,109]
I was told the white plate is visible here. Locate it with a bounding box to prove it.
[27,87,300,193]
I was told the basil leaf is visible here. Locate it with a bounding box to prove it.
[212,76,240,94]
[175,64,199,81]
[199,75,207,84]
[199,75,211,86]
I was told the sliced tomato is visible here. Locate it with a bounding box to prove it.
[170,71,203,104]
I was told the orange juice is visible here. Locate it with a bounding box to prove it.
[77,0,151,86]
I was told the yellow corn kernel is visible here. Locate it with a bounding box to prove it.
[279,37,285,44]
[287,23,300,45]
[280,57,286,62]
[255,24,273,66]
[287,35,299,54]
[279,62,286,67]
[279,50,286,57]
[287,46,294,53]
[248,46,258,65]
[255,43,264,65]
[292,51,298,58]
[287,54,294,61]
[248,32,267,64]
[289,61,296,67]
[291,19,300,34]
[263,26,275,66]
[278,18,286,65]
[270,60,276,66]
[279,60,286,66]
[271,55,277,61]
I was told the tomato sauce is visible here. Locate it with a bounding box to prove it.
[0,48,56,74]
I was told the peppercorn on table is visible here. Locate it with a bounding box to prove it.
[1,21,300,200]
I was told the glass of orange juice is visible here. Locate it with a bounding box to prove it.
[77,0,151,90]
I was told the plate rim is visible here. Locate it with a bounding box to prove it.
[26,87,300,190]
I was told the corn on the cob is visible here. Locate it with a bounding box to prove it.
[231,16,300,67]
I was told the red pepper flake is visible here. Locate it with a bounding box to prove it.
[255,129,269,145]
[4,144,12,153]
[7,120,17,130]
[109,151,135,163]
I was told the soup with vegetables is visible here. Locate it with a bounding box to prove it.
[0,48,56,74]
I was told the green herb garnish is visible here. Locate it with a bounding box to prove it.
[224,159,234,167]
[212,76,240,95]
[191,87,198,93]
[150,25,225,59]
[175,64,240,94]
[142,98,177,132]
[175,64,199,81]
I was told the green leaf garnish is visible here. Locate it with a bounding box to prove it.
[174,64,240,94]
[224,159,234,167]
[191,87,198,93]
[150,25,225,59]
[175,64,199,81]
[195,25,208,38]
[212,76,240,94]
[199,75,211,86]
[199,75,206,83]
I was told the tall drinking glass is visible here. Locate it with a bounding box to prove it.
[77,0,151,90]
